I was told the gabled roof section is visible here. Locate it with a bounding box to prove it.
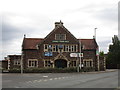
[79,39,98,50]
[39,21,79,45]
[22,38,43,49]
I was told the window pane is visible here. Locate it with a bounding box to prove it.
[29,61,31,66]
[55,34,66,40]
[35,61,37,67]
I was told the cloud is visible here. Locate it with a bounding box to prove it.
[98,39,112,53]
[1,0,119,60]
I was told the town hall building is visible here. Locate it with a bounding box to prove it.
[21,21,101,71]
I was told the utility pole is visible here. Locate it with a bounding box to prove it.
[79,40,82,70]
[77,40,82,72]
[94,28,100,71]
[21,51,23,74]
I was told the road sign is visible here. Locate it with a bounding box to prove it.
[78,53,83,57]
[70,53,83,57]
[70,53,78,57]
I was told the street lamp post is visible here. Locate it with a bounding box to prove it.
[77,40,82,72]
[21,51,23,74]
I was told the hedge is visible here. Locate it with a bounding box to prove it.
[7,67,95,73]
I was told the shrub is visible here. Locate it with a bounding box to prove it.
[80,67,95,72]
[7,67,95,73]
[9,68,21,73]
[24,67,77,73]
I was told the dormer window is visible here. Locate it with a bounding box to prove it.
[55,34,66,40]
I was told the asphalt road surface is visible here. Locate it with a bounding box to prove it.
[1,70,119,88]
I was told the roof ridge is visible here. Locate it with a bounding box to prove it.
[25,38,44,40]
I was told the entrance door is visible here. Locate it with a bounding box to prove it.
[55,59,67,68]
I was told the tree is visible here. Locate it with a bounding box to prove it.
[99,51,104,56]
[106,35,120,69]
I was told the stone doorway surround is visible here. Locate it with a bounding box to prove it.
[53,53,69,68]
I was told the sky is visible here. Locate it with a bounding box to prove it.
[1,0,119,60]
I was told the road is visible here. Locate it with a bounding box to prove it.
[2,70,118,88]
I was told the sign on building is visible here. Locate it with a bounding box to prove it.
[44,52,53,56]
[70,53,83,57]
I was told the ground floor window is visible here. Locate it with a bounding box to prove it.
[14,59,21,65]
[44,60,52,67]
[28,59,38,67]
[83,59,93,67]
[71,61,76,67]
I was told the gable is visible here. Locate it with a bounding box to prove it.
[41,21,79,44]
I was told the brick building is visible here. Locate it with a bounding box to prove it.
[22,21,101,71]
[5,55,21,69]
[0,60,8,70]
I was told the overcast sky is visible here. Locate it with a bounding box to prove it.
[1,0,119,60]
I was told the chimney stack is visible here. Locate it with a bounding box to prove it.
[55,20,63,27]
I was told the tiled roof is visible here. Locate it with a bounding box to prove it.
[79,39,98,50]
[22,38,98,50]
[22,38,43,49]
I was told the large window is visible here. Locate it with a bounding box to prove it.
[55,34,66,40]
[44,60,52,67]
[71,61,76,67]
[28,59,38,67]
[14,59,21,65]
[44,44,78,52]
[83,59,93,67]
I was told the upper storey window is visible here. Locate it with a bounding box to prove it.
[55,34,66,40]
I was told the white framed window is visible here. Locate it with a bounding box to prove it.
[71,45,74,52]
[28,59,38,67]
[44,44,48,52]
[71,61,76,67]
[52,45,56,52]
[83,59,93,67]
[55,34,66,40]
[44,44,78,52]
[44,60,52,67]
[14,59,21,65]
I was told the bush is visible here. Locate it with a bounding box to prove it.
[24,67,77,73]
[9,68,21,73]
[80,67,95,72]
[8,67,95,73]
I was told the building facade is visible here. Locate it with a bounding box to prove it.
[6,55,21,69]
[22,21,100,70]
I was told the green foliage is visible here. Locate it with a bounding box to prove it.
[8,67,77,73]
[80,67,95,72]
[8,67,95,73]
[9,68,21,73]
[106,35,120,69]
[99,51,104,56]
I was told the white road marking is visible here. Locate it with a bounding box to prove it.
[37,80,42,82]
[26,81,32,83]
[62,77,65,79]
[14,86,20,88]
[43,79,47,82]
[58,77,61,79]
[49,78,53,80]
[26,76,74,84]
[54,78,58,80]
[43,76,48,78]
